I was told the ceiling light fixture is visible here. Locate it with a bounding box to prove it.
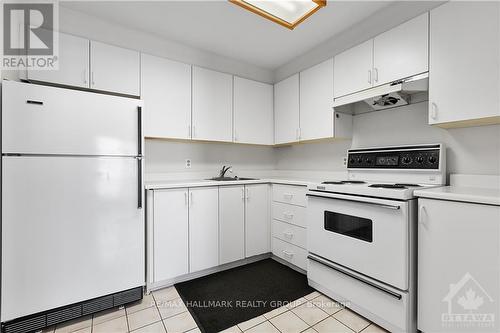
[229,0,327,30]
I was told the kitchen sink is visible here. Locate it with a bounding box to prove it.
[207,176,258,181]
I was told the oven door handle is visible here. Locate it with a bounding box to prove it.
[306,193,401,210]
[307,254,403,300]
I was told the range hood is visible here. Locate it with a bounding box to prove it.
[333,72,429,110]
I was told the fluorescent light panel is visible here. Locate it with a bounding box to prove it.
[230,0,326,29]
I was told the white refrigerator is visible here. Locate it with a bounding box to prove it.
[1,81,145,326]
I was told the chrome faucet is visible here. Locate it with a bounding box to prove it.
[219,165,232,178]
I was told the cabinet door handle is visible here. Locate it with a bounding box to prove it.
[246,188,249,201]
[184,192,188,206]
[283,193,294,200]
[419,205,427,227]
[431,102,438,120]
[190,192,193,207]
[284,231,294,239]
[373,68,378,83]
[241,188,245,201]
[136,157,143,209]
[137,106,143,156]
[368,69,372,84]
[26,100,43,105]
[284,212,294,219]
[283,250,294,258]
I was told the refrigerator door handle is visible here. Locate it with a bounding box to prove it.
[137,156,143,209]
[137,106,143,156]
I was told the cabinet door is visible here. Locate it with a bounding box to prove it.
[189,187,219,272]
[219,186,245,264]
[418,198,500,332]
[141,54,191,139]
[153,189,189,282]
[429,2,500,126]
[373,13,428,85]
[274,74,299,144]
[300,58,334,141]
[27,32,89,88]
[334,40,373,98]
[245,184,271,257]
[192,67,233,142]
[90,41,140,96]
[233,77,273,145]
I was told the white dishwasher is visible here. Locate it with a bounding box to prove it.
[415,174,500,333]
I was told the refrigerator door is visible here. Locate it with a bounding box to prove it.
[2,81,142,156]
[1,156,144,321]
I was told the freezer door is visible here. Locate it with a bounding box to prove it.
[2,81,142,156]
[1,156,144,321]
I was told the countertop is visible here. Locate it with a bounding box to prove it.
[415,186,500,206]
[144,177,315,190]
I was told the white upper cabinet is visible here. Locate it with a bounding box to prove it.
[233,77,273,145]
[373,13,429,85]
[300,58,334,141]
[192,67,233,142]
[429,2,500,127]
[219,186,245,265]
[27,32,90,88]
[334,40,373,98]
[274,74,300,144]
[90,41,140,96]
[141,54,191,139]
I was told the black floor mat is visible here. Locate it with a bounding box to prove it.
[175,259,314,333]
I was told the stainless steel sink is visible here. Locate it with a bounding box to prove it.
[207,176,258,181]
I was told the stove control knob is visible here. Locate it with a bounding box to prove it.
[349,157,355,164]
[365,158,373,164]
[357,157,363,163]
[402,156,412,164]
[428,155,437,164]
[416,156,424,163]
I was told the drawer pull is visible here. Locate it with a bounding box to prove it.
[283,212,294,219]
[283,231,294,239]
[283,250,294,258]
[26,100,43,105]
[283,193,294,199]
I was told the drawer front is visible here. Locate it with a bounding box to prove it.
[272,238,307,270]
[272,220,306,249]
[272,202,306,228]
[272,184,307,207]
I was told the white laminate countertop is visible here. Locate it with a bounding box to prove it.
[144,178,315,190]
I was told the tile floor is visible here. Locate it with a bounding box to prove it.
[41,287,387,333]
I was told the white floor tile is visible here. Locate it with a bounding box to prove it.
[245,321,280,333]
[360,324,388,333]
[219,325,242,333]
[93,315,129,333]
[301,328,318,333]
[333,309,370,332]
[127,306,162,331]
[269,311,308,333]
[291,302,328,326]
[153,286,180,302]
[55,316,92,333]
[126,294,156,315]
[162,311,197,333]
[311,295,343,315]
[237,315,267,331]
[157,297,187,319]
[285,297,307,309]
[263,305,288,319]
[303,291,320,300]
[93,307,126,325]
[313,317,354,333]
[130,321,166,333]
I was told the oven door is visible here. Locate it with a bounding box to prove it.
[307,191,409,290]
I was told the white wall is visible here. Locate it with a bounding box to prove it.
[274,102,500,176]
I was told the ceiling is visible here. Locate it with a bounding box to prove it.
[60,1,394,70]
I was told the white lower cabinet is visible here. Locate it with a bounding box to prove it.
[152,188,189,282]
[219,186,245,265]
[189,187,219,272]
[245,184,271,257]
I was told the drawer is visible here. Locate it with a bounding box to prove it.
[272,237,307,270]
[272,202,306,228]
[272,184,307,207]
[272,220,306,249]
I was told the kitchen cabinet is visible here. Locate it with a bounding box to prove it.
[373,13,428,85]
[274,74,300,144]
[245,184,271,257]
[90,41,140,96]
[219,186,245,265]
[27,32,90,88]
[334,40,373,98]
[152,188,189,282]
[418,198,500,332]
[141,54,192,139]
[192,67,233,142]
[299,59,334,141]
[428,2,500,127]
[233,77,273,145]
[189,187,219,272]
[334,14,428,98]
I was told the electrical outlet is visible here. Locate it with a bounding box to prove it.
[185,159,191,169]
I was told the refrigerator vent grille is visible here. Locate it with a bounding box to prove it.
[1,287,142,333]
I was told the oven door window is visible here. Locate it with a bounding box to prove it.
[324,211,373,243]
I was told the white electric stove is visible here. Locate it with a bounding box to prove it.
[306,143,445,333]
